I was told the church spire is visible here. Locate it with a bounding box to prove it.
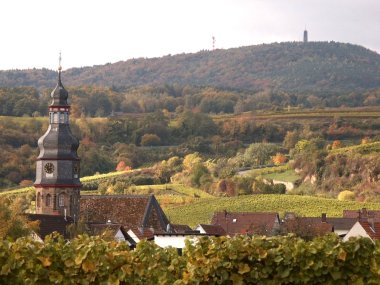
[51,51,68,106]
[58,51,63,86]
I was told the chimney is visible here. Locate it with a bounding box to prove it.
[321,213,327,223]
[361,208,368,218]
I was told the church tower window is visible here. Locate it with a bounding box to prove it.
[58,193,65,207]
[46,194,51,207]
[37,192,41,207]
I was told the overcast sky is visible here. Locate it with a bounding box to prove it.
[0,0,379,70]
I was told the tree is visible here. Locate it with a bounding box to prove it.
[0,197,38,240]
[331,140,343,150]
[283,130,300,150]
[240,143,281,167]
[141,134,161,146]
[272,153,287,165]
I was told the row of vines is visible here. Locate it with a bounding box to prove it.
[1,234,379,284]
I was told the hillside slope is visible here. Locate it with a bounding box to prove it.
[1,42,379,92]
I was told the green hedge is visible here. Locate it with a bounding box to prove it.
[0,234,379,284]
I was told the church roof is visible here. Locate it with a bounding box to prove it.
[80,194,169,232]
[27,214,73,239]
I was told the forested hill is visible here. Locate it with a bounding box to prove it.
[1,41,380,92]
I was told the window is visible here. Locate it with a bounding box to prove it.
[37,193,41,207]
[58,194,65,207]
[46,194,51,207]
[53,113,59,123]
[59,113,65,124]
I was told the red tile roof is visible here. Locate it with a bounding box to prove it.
[128,227,155,240]
[326,217,357,231]
[359,221,380,240]
[198,224,226,236]
[80,194,169,231]
[170,224,192,233]
[211,211,280,236]
[343,209,380,222]
[282,217,333,237]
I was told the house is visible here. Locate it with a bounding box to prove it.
[324,217,357,237]
[343,208,380,222]
[281,214,334,238]
[88,223,136,245]
[168,224,192,233]
[281,213,358,238]
[127,227,155,245]
[211,211,281,236]
[343,220,380,242]
[195,224,226,236]
[27,214,73,240]
[80,194,169,234]
[154,231,208,250]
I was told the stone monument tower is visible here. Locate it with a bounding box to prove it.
[303,29,308,43]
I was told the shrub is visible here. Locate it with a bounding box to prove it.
[141,133,161,146]
[338,190,356,201]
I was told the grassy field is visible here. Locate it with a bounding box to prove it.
[330,141,380,155]
[262,169,300,183]
[212,107,380,122]
[164,194,380,227]
[131,184,213,198]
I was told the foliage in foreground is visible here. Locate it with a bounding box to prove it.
[0,234,380,284]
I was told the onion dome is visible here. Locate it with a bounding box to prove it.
[50,65,69,106]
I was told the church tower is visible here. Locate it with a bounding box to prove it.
[34,55,81,221]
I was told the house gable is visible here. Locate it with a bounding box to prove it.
[343,221,371,241]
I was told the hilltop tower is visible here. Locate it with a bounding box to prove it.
[34,55,81,221]
[303,29,308,43]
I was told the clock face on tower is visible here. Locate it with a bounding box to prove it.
[44,163,55,174]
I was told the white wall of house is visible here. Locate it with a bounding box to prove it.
[30,231,43,243]
[195,225,206,234]
[343,222,371,241]
[127,229,140,243]
[154,235,199,248]
[115,229,126,241]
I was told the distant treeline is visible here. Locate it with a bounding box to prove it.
[1,85,380,117]
[0,42,380,92]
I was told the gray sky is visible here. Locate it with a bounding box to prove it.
[0,0,379,70]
